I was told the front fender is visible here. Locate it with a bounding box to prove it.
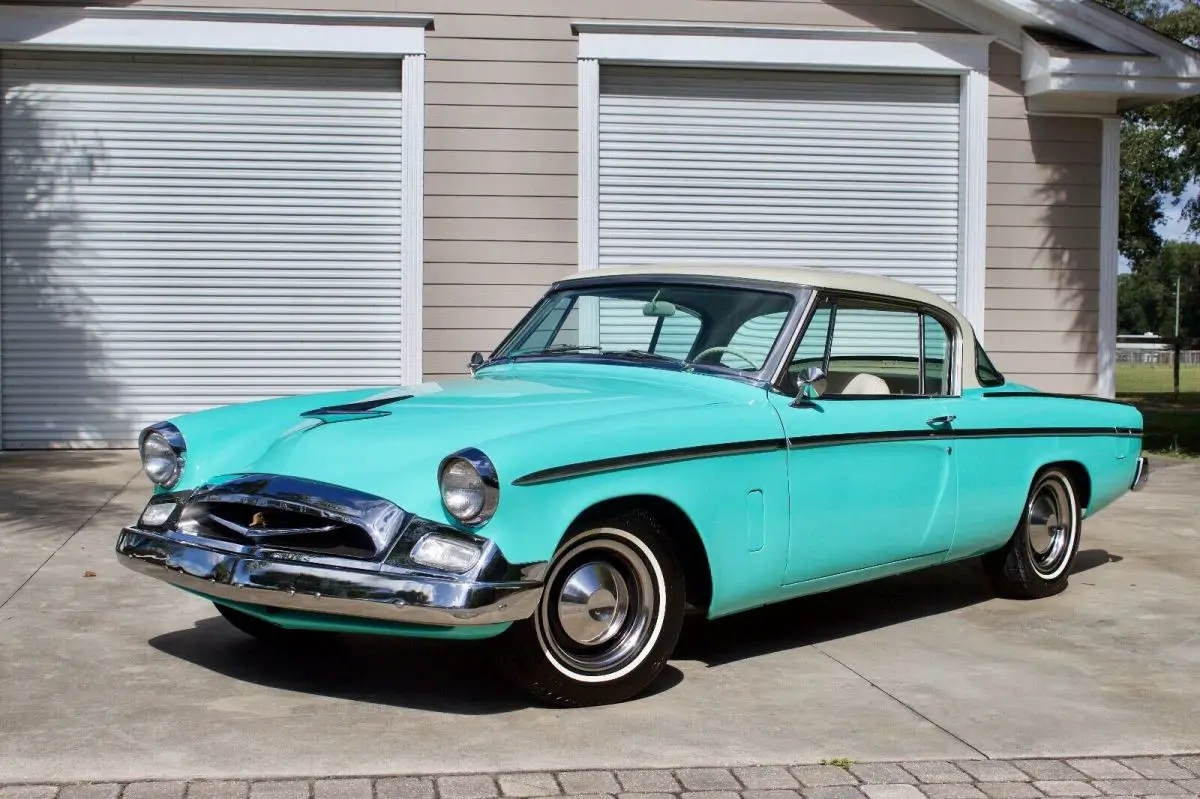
[480,447,791,620]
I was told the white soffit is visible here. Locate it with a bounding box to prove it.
[0,5,430,57]
[915,0,1200,111]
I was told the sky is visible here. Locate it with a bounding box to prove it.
[1158,182,1199,242]
[1118,183,1198,273]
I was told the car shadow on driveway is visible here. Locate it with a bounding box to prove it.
[148,617,685,713]
[679,548,1122,667]
[147,549,1118,711]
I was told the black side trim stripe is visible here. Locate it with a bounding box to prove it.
[511,439,785,486]
[981,391,1137,407]
[513,426,1144,486]
[787,426,1143,450]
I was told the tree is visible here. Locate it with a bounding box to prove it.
[1117,241,1200,338]
[1096,0,1200,264]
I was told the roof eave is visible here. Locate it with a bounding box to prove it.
[1020,30,1200,113]
[914,0,1200,113]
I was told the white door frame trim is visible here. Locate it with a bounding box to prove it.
[575,24,991,337]
[0,5,429,57]
[0,7,427,447]
[1098,116,1121,399]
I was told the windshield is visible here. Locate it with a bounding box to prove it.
[488,281,799,377]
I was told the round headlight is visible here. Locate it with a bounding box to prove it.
[438,449,499,526]
[140,426,184,488]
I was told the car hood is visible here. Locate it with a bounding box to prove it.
[168,362,777,516]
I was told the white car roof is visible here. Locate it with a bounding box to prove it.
[556,262,985,391]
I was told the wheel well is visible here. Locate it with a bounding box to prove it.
[567,495,713,615]
[1043,460,1092,510]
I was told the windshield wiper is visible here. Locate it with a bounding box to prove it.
[479,346,685,369]
[476,345,601,369]
[603,349,682,364]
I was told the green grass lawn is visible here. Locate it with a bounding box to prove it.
[1116,363,1200,394]
[1116,364,1200,457]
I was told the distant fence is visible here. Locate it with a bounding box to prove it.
[1116,349,1200,366]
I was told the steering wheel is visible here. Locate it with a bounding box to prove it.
[692,346,758,369]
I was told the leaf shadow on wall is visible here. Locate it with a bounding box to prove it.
[3,87,135,447]
[989,49,1105,394]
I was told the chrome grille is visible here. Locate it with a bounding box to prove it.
[172,473,410,561]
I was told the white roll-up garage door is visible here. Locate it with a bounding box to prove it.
[0,51,404,448]
[598,66,962,301]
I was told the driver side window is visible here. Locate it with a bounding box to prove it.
[787,295,953,398]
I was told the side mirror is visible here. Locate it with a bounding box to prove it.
[790,366,827,407]
[468,351,484,374]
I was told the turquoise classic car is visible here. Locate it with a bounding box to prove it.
[116,264,1149,707]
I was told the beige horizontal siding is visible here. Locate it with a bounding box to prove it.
[1001,373,1099,394]
[429,174,576,197]
[426,105,576,129]
[985,247,1099,271]
[988,330,1098,354]
[429,263,575,285]
[989,205,1100,228]
[426,218,575,242]
[987,268,1100,291]
[984,42,1101,395]
[428,128,576,152]
[427,196,576,219]
[426,283,547,307]
[988,183,1101,208]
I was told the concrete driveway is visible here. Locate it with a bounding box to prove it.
[0,452,1196,783]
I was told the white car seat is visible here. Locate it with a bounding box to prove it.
[823,372,891,396]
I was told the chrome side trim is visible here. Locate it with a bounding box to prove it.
[1130,456,1149,492]
[115,528,544,626]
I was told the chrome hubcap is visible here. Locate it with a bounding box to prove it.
[1026,477,1073,577]
[557,562,630,646]
[538,533,659,676]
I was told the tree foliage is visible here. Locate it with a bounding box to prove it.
[1117,241,1200,337]
[1096,0,1200,264]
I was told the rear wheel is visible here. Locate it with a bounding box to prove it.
[492,510,685,707]
[983,467,1082,599]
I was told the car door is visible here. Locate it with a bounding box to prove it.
[768,294,960,584]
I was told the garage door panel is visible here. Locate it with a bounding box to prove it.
[1,51,405,449]
[597,65,962,321]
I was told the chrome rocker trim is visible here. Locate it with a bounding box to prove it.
[1131,455,1150,492]
[116,527,544,626]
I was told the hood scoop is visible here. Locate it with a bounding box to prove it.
[300,393,413,423]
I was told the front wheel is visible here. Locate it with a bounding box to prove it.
[213,602,303,646]
[492,510,685,707]
[983,467,1082,599]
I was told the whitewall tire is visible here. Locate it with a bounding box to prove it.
[983,468,1082,599]
[492,509,685,707]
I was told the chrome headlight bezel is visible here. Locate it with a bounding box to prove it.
[138,422,186,489]
[437,447,499,527]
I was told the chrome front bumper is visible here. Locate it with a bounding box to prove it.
[115,472,547,627]
[116,527,544,626]
[1131,455,1150,492]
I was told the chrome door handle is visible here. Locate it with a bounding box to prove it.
[927,415,957,426]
